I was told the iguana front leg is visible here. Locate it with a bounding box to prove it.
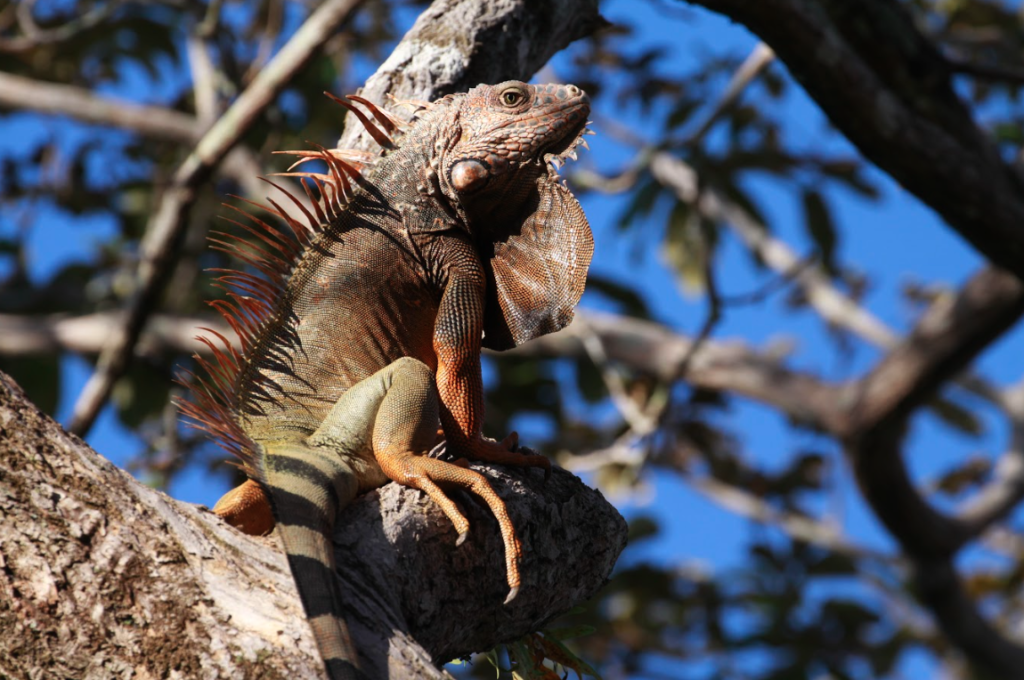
[432,240,550,475]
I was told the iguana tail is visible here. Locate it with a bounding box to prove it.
[263,441,364,680]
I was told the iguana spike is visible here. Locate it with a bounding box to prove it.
[316,177,340,220]
[223,203,302,263]
[300,178,329,226]
[346,94,404,134]
[324,151,362,202]
[191,343,233,389]
[209,230,286,283]
[323,91,396,150]
[273,148,375,173]
[223,289,272,319]
[274,150,331,173]
[273,171,334,184]
[210,300,256,353]
[231,294,271,326]
[259,178,321,236]
[265,197,311,246]
[210,269,278,305]
[329,148,378,167]
[198,324,244,367]
[314,145,355,204]
[196,336,239,387]
[386,92,432,112]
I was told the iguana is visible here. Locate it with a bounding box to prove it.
[178,80,593,679]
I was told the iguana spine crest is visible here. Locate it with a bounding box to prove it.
[177,97,403,480]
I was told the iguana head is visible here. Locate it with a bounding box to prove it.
[431,81,595,350]
[439,81,591,208]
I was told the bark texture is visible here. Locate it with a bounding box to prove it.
[336,0,604,150]
[0,373,626,679]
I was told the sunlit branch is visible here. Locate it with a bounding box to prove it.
[0,312,225,358]
[683,42,775,145]
[186,34,219,127]
[0,71,266,200]
[0,72,199,143]
[949,382,1024,538]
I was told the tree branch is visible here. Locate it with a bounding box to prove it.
[0,71,199,142]
[515,310,844,433]
[954,381,1024,536]
[0,372,625,679]
[681,0,1024,280]
[839,266,1024,678]
[0,312,219,357]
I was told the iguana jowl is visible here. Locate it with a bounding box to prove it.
[179,81,592,679]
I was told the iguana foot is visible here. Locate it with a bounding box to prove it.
[377,453,523,598]
[462,432,552,480]
[213,478,275,536]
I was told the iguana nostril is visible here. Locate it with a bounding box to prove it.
[451,159,490,192]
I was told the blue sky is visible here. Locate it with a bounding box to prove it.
[8,1,1024,677]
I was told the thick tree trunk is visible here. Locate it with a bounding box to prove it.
[0,373,626,679]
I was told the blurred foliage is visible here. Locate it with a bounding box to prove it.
[2,1,1024,679]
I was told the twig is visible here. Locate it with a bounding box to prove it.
[0,71,199,143]
[947,56,1024,87]
[67,0,367,436]
[186,33,219,127]
[682,42,775,146]
[0,0,122,53]
[514,310,843,432]
[576,316,661,437]
[671,242,721,383]
[717,255,815,306]
[952,380,1024,536]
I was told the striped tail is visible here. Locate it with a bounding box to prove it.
[263,442,365,680]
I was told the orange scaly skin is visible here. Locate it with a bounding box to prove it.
[179,81,593,679]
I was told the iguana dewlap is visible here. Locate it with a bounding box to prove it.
[179,81,592,679]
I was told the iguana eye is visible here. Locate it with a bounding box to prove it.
[500,88,525,107]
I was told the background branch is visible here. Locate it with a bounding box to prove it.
[682,0,1024,280]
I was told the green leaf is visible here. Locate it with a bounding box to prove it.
[573,355,609,405]
[585,274,650,318]
[662,200,713,296]
[113,362,172,429]
[820,160,880,199]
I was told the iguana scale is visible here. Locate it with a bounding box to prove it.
[178,81,592,679]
